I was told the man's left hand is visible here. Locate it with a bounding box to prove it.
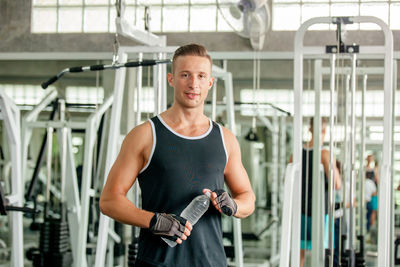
[203,189,237,216]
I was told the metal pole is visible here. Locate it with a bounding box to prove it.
[358,75,367,239]
[271,114,279,258]
[59,99,67,210]
[45,127,53,217]
[390,60,397,267]
[136,53,143,125]
[279,115,287,205]
[328,54,336,267]
[133,52,144,251]
[153,53,160,115]
[349,53,357,266]
[279,164,296,267]
[311,59,324,267]
[161,52,168,112]
[157,52,163,113]
[342,74,350,252]
[223,72,242,267]
[211,78,217,121]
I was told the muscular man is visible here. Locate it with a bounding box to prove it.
[100,43,255,266]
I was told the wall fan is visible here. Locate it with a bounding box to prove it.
[217,0,271,50]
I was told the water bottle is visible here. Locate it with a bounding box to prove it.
[162,191,211,247]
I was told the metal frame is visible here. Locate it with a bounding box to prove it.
[0,90,23,267]
[21,88,58,183]
[75,95,114,267]
[21,90,113,267]
[95,51,128,267]
[280,16,394,267]
[316,62,388,265]
[3,50,400,61]
[115,0,166,48]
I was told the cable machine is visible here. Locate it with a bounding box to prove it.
[280,16,394,267]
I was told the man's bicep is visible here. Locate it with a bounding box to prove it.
[106,144,143,194]
[223,132,252,196]
[225,162,252,197]
[104,125,151,195]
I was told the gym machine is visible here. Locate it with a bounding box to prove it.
[280,16,394,267]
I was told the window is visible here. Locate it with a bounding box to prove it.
[31,0,234,33]
[30,0,400,33]
[0,84,51,105]
[0,84,104,106]
[65,86,104,104]
[272,0,400,31]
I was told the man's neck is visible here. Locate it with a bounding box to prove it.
[163,105,207,125]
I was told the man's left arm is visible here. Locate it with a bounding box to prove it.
[211,127,255,218]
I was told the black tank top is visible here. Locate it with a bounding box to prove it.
[301,148,328,216]
[136,115,228,267]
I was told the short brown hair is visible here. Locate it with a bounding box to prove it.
[172,43,212,73]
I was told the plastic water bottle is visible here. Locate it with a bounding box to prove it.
[162,191,211,247]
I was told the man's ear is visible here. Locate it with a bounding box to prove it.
[208,77,215,89]
[167,73,174,87]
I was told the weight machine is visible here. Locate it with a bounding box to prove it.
[280,16,394,267]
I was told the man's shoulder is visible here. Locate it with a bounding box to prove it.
[124,121,153,146]
[218,124,235,139]
[130,120,152,134]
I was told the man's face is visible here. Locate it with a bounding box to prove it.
[168,55,214,109]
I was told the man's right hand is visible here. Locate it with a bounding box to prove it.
[149,213,192,244]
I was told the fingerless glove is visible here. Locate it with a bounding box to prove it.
[213,189,238,216]
[149,213,187,241]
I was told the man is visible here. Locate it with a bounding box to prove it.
[290,117,341,267]
[100,44,255,266]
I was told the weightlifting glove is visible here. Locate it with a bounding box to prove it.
[213,189,238,216]
[149,212,187,241]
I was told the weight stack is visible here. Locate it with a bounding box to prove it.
[355,251,366,267]
[340,250,350,267]
[355,235,366,267]
[32,218,73,267]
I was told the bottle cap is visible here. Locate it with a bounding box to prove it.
[205,191,211,198]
